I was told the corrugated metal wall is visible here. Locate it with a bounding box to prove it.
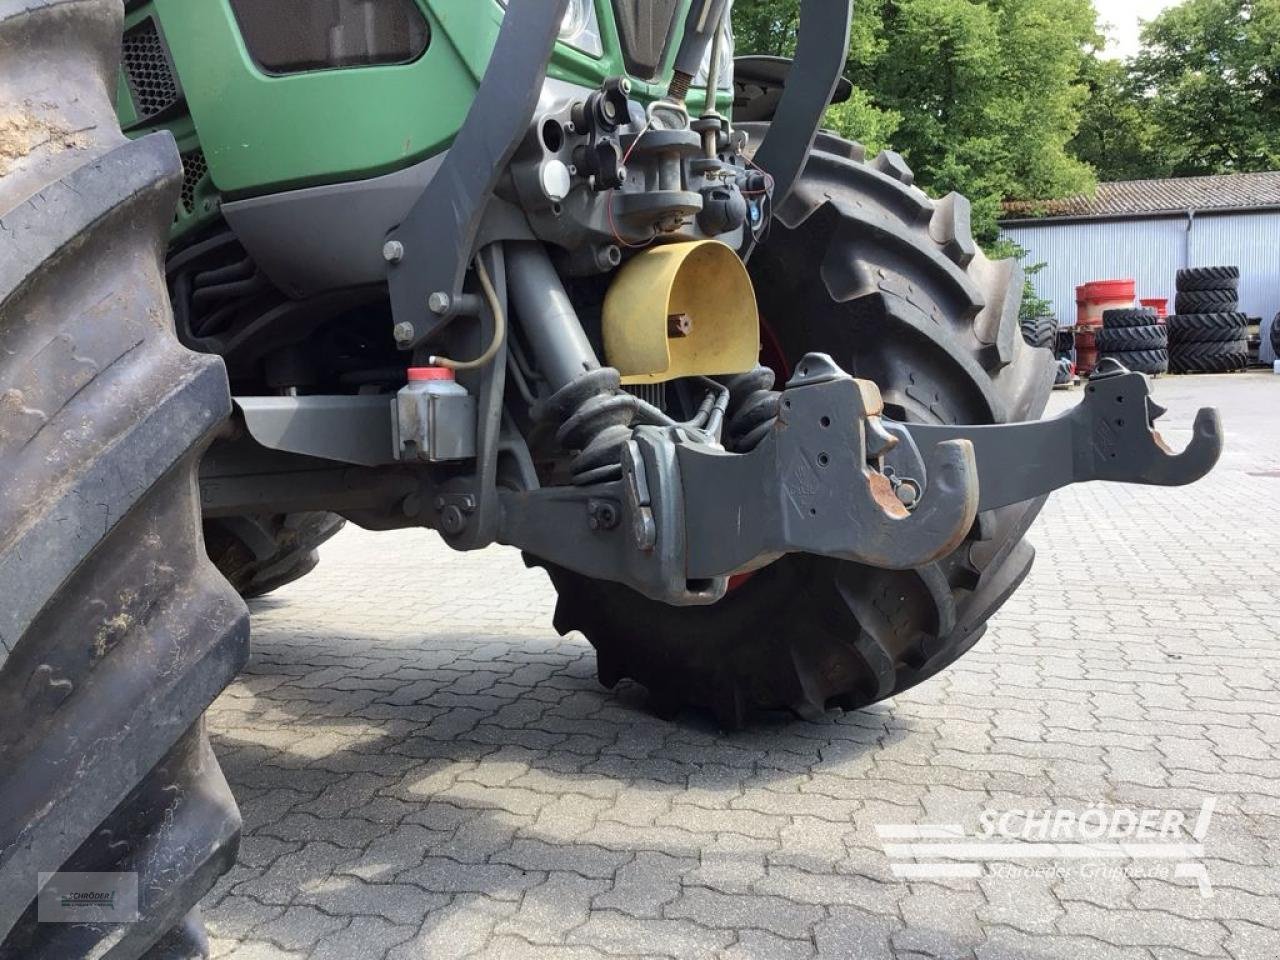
[1186,214,1280,322]
[1001,210,1280,325]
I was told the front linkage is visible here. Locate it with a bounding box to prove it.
[500,356,1222,605]
[201,0,1224,607]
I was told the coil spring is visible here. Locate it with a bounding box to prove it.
[722,366,781,452]
[545,368,637,485]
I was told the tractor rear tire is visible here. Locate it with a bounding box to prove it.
[1170,339,1250,374]
[1020,314,1058,350]
[543,135,1054,728]
[1102,308,1160,329]
[0,2,247,955]
[205,512,346,599]
[1174,289,1238,314]
[1176,266,1239,292]
[1095,324,1168,352]
[1168,313,1249,345]
[1099,349,1169,375]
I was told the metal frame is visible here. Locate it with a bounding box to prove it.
[750,0,853,210]
[385,0,569,348]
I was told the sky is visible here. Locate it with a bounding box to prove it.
[1095,0,1182,59]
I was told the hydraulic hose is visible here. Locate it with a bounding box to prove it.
[428,255,506,372]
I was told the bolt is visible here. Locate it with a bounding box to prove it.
[588,499,620,531]
[428,292,451,315]
[382,240,404,263]
[439,504,466,535]
[596,503,619,529]
[393,322,415,343]
[620,78,632,94]
[895,478,921,509]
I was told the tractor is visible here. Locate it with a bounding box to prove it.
[0,0,1222,954]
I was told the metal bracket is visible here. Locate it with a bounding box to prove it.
[236,395,398,467]
[899,363,1224,513]
[678,354,980,576]
[749,0,852,211]
[384,0,568,349]
[500,353,978,602]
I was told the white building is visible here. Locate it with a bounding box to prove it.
[1000,172,1280,339]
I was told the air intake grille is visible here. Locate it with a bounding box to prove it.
[180,150,209,215]
[122,17,182,122]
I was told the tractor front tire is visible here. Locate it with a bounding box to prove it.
[0,2,247,955]
[544,135,1054,728]
[205,512,346,599]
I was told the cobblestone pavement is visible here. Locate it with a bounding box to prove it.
[202,373,1280,960]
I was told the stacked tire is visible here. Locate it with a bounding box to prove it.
[1169,267,1249,374]
[1097,307,1168,375]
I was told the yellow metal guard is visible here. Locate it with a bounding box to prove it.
[602,240,760,384]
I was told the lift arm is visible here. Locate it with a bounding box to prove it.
[899,360,1223,514]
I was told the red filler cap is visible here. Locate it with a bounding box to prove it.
[407,366,455,382]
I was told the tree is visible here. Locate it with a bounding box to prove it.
[1130,0,1280,176]
[732,0,1100,241]
[1071,56,1170,182]
[733,0,801,57]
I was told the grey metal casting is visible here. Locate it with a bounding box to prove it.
[236,396,401,467]
[900,362,1224,513]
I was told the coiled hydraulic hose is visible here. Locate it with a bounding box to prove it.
[721,366,781,452]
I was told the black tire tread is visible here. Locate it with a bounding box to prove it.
[1095,324,1168,352]
[1102,308,1159,329]
[1174,289,1238,314]
[1170,338,1250,373]
[1020,314,1058,350]
[0,2,246,954]
[1099,348,1169,375]
[1168,312,1249,345]
[1176,265,1240,292]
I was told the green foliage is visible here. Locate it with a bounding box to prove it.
[1070,57,1170,181]
[988,238,1055,322]
[733,0,1100,242]
[821,88,901,156]
[732,0,801,57]
[1132,0,1280,175]
[1074,0,1280,181]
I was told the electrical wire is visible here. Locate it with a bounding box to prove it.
[428,255,506,371]
[606,115,660,250]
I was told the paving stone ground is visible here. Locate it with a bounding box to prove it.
[202,373,1280,960]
